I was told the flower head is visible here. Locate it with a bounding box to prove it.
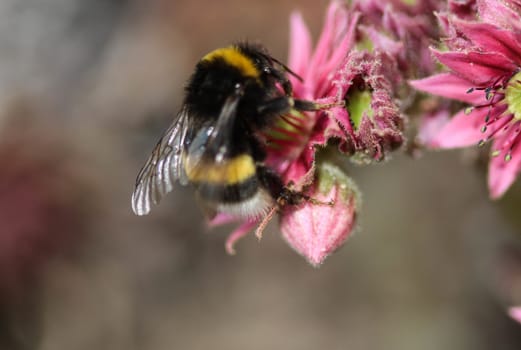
[271,1,404,169]
[264,0,360,185]
[411,4,521,198]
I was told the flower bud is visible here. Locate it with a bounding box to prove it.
[280,162,360,267]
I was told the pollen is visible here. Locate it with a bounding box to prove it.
[506,71,521,121]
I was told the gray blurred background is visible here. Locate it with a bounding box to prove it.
[1,0,521,349]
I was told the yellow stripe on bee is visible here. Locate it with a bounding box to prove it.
[185,154,256,185]
[202,47,260,79]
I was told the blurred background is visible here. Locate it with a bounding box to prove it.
[1,0,521,349]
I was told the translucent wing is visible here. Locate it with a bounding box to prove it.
[202,92,242,161]
[131,108,190,216]
[184,91,243,174]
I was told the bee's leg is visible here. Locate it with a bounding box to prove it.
[256,97,292,115]
[256,165,308,206]
[294,99,345,111]
[257,165,335,207]
[254,206,277,240]
[257,96,343,116]
[268,67,293,96]
[253,165,295,241]
[254,166,335,238]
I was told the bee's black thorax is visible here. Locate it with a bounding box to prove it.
[184,44,285,131]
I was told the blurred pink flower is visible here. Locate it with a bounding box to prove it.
[352,0,440,79]
[410,5,521,198]
[508,307,521,323]
[447,0,478,20]
[476,0,521,31]
[416,109,452,145]
[0,112,88,295]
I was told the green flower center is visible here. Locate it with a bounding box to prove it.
[399,0,418,5]
[506,71,521,121]
[346,88,373,130]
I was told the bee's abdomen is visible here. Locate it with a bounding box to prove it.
[185,154,256,186]
[185,154,274,217]
[185,153,261,203]
[196,177,258,203]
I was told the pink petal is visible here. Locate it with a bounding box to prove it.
[417,110,451,145]
[429,107,490,148]
[360,25,403,58]
[508,307,521,324]
[477,0,521,31]
[451,19,521,63]
[432,49,517,86]
[328,106,355,136]
[310,1,357,88]
[208,213,239,227]
[282,148,315,187]
[309,111,346,146]
[319,11,359,79]
[311,1,345,69]
[488,132,521,198]
[410,73,486,104]
[288,11,312,78]
[225,220,258,255]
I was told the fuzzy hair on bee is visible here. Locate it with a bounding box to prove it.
[131,42,321,218]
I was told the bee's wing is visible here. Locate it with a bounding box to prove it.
[201,90,243,162]
[131,108,190,216]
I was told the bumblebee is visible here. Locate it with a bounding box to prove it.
[131,43,321,218]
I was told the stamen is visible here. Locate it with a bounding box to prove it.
[485,88,493,101]
[506,126,521,155]
[479,113,513,144]
[268,126,301,139]
[279,115,308,133]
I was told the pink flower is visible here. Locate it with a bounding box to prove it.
[216,1,405,264]
[411,7,521,198]
[273,1,404,167]
[216,1,366,262]
[264,0,359,184]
